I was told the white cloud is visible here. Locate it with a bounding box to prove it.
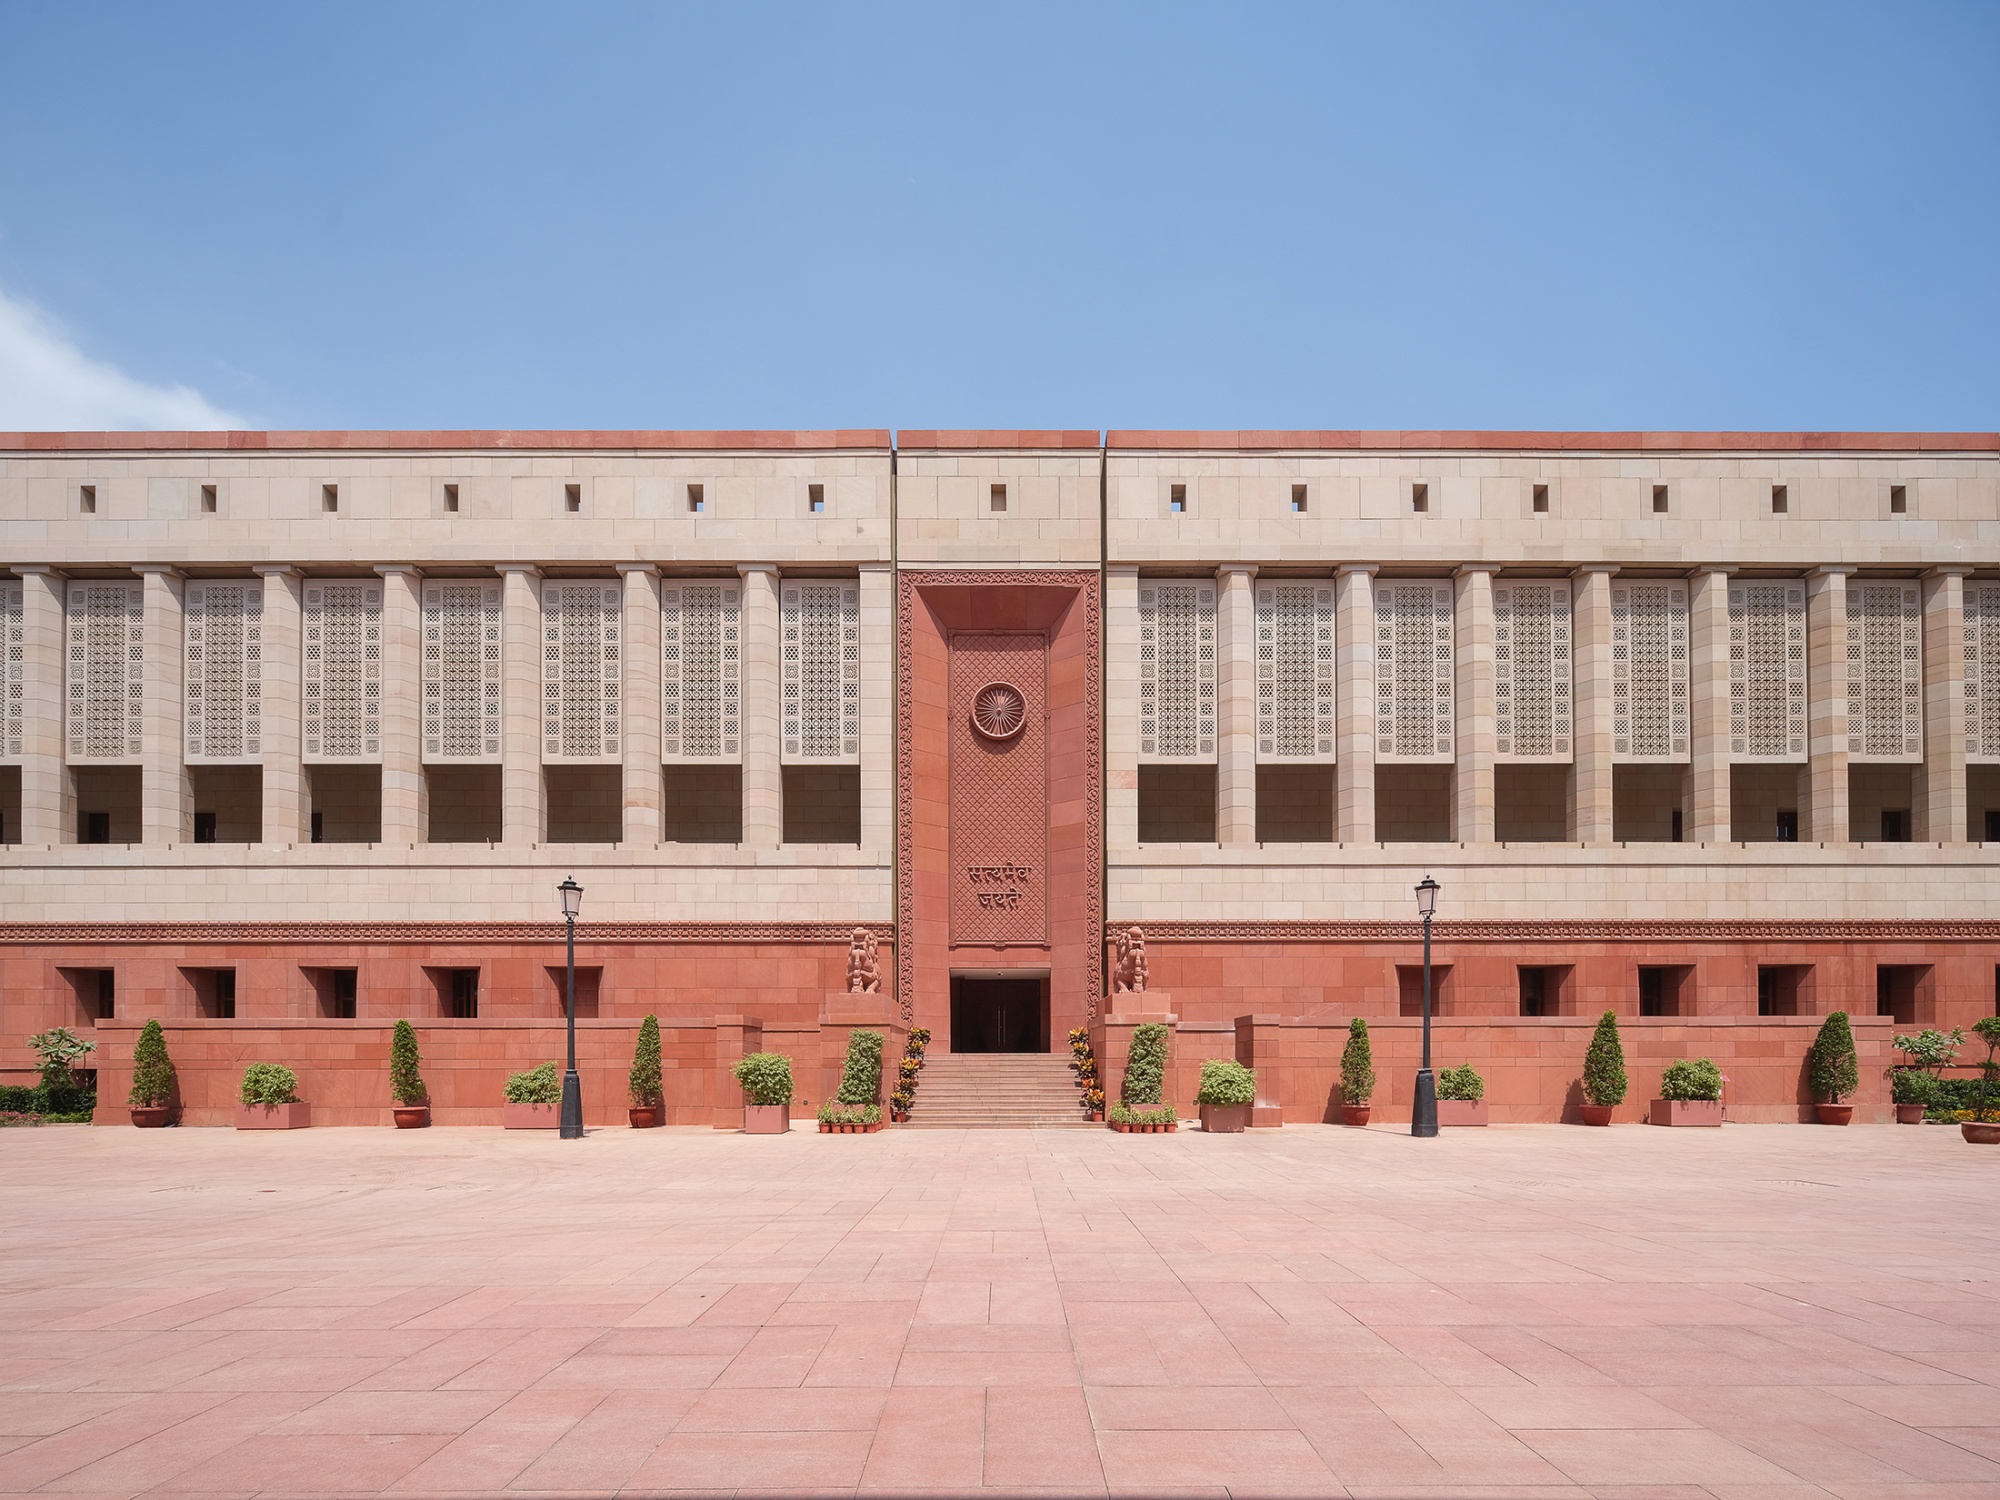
[0,283,249,430]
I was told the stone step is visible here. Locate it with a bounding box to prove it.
[903,1053,1094,1126]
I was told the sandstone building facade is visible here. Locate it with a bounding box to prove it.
[4,427,1998,1125]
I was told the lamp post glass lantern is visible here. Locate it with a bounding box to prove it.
[558,877,583,1138]
[1412,876,1440,1138]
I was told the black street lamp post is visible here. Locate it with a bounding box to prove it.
[558,876,583,1139]
[1411,875,1440,1138]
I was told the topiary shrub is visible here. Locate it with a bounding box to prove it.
[835,1029,885,1105]
[1122,1023,1169,1106]
[628,1015,662,1107]
[1582,1010,1628,1107]
[1194,1059,1255,1107]
[128,1019,175,1108]
[1808,1011,1860,1104]
[389,1020,426,1105]
[734,1051,794,1107]
[1437,1063,1484,1102]
[239,1063,300,1107]
[1340,1018,1375,1105]
[1660,1057,1723,1101]
[504,1061,561,1104]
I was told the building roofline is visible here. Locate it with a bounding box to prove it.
[0,429,895,454]
[894,430,1103,451]
[1106,429,2000,453]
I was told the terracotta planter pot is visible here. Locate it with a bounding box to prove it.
[1578,1104,1614,1127]
[1650,1098,1723,1127]
[1962,1121,2000,1144]
[1090,1111,1104,1122]
[744,1104,789,1135]
[1815,1103,1855,1126]
[502,1102,559,1130]
[130,1105,170,1128]
[1110,1121,1128,1133]
[1341,1104,1371,1127]
[392,1105,430,1129]
[627,1106,661,1129]
[235,1102,311,1130]
[1437,1099,1488,1127]
[1895,1103,1926,1124]
[1200,1103,1250,1134]
[818,1122,831,1133]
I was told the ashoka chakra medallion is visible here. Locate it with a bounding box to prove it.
[971,682,1027,740]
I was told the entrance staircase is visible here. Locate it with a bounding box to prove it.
[904,1053,1094,1129]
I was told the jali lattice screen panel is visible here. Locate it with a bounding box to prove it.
[1611,582,1690,762]
[1254,581,1334,761]
[1375,581,1454,762]
[661,581,741,762]
[66,580,144,762]
[1845,581,1922,763]
[1493,581,1571,761]
[1728,581,1807,761]
[1138,580,1216,760]
[1,582,22,761]
[541,582,622,762]
[184,580,263,762]
[1966,584,2000,764]
[781,581,859,763]
[422,582,502,762]
[303,581,382,761]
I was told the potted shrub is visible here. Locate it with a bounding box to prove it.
[389,1019,429,1128]
[128,1018,175,1127]
[1890,1026,1963,1124]
[1580,1010,1627,1126]
[1963,1016,2000,1145]
[1108,1101,1177,1133]
[236,1064,310,1129]
[1807,1011,1859,1125]
[1435,1064,1487,1126]
[1069,1028,1103,1120]
[1115,1022,1170,1129]
[827,1029,884,1133]
[1195,1059,1255,1133]
[1652,1058,1724,1126]
[816,1101,883,1133]
[734,1051,793,1134]
[1891,1067,1941,1125]
[503,1061,561,1128]
[1340,1018,1374,1126]
[628,1014,663,1128]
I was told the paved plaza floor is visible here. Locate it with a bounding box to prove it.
[2,1121,1998,1499]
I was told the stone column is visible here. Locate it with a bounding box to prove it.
[1569,565,1618,842]
[1104,565,1140,850]
[1216,564,1258,844]
[13,567,67,845]
[1804,567,1855,844]
[737,565,783,849]
[374,565,423,845]
[1687,566,1736,843]
[858,562,894,858]
[1919,566,1970,843]
[1453,565,1497,844]
[252,566,305,845]
[1233,1013,1286,1127]
[1335,565,1377,843]
[617,564,662,846]
[497,564,544,846]
[133,566,188,845]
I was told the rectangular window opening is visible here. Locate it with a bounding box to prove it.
[442,483,459,513]
[1532,483,1549,513]
[1519,966,1551,1018]
[1397,963,1453,1018]
[1638,966,1682,1017]
[446,969,479,1020]
[781,764,861,845]
[1776,807,1798,842]
[308,967,358,1019]
[1757,965,1806,1017]
[1890,484,1907,514]
[1671,809,1684,842]
[1411,482,1430,514]
[1138,763,1216,843]
[687,483,704,513]
[310,810,324,843]
[990,484,1007,513]
[322,484,338,513]
[1880,808,1910,842]
[1290,483,1308,513]
[1771,484,1788,514]
[1987,809,2000,843]
[564,483,582,513]
[193,811,217,844]
[1169,483,1186,514]
[79,484,96,514]
[191,968,237,1021]
[200,484,218,513]
[662,764,743,843]
[81,810,111,844]
[808,483,825,513]
[1652,484,1669,513]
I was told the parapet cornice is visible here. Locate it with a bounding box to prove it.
[1105,430,2000,455]
[0,920,894,945]
[0,429,895,454]
[1122,918,2000,942]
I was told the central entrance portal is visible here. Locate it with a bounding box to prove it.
[949,975,1049,1053]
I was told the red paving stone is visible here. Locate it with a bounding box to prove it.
[1,1122,1997,1497]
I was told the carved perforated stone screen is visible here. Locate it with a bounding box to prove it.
[1846,582,1922,763]
[1493,581,1571,762]
[1255,581,1334,761]
[1729,581,1807,761]
[541,582,622,762]
[781,581,860,763]
[1138,581,1216,761]
[1967,585,2000,764]
[1375,581,1454,762]
[1,581,22,761]
[66,580,143,762]
[1611,582,1690,762]
[661,580,741,762]
[422,582,501,762]
[184,580,263,762]
[303,580,382,762]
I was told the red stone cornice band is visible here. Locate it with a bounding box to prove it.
[0,921,892,946]
[1118,919,2000,942]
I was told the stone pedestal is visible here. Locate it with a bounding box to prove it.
[1091,1001,1177,1110]
[1233,1012,1286,1128]
[712,1013,764,1130]
[818,993,906,1116]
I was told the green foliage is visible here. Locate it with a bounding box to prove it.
[504,1061,561,1104]
[628,1015,662,1106]
[907,1027,930,1049]
[1808,1011,1860,1104]
[0,1085,39,1112]
[1122,1022,1169,1105]
[239,1064,300,1107]
[24,1026,97,1114]
[128,1019,175,1108]
[835,1029,885,1105]
[1582,1010,1628,1107]
[1892,1027,1964,1073]
[1340,1018,1376,1105]
[1891,1069,1941,1106]
[1195,1059,1256,1106]
[29,1026,96,1071]
[816,1101,881,1126]
[389,1020,426,1105]
[1973,1016,2000,1117]
[1437,1064,1485,1102]
[1660,1057,1724,1101]
[1108,1101,1177,1126]
[734,1051,794,1106]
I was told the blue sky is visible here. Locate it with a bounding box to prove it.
[0,2,1994,432]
